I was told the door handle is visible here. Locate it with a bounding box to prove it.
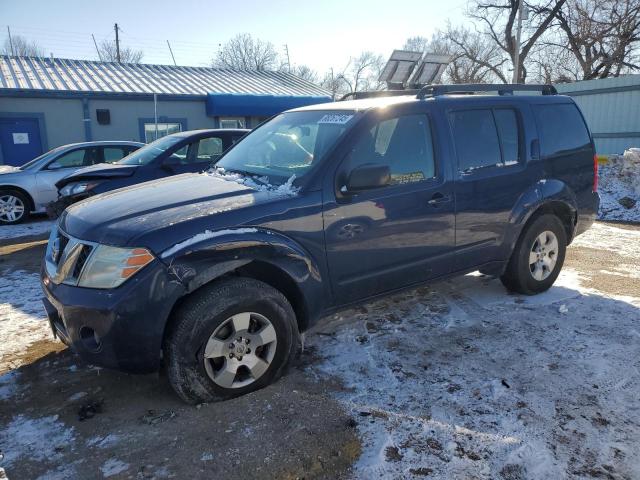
[428,192,451,206]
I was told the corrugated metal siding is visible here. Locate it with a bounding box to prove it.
[555,75,640,154]
[0,55,330,97]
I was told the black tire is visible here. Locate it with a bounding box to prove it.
[500,214,567,295]
[164,277,299,404]
[0,189,31,225]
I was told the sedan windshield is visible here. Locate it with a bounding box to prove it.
[216,110,356,183]
[118,135,183,165]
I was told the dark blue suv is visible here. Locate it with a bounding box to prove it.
[41,84,599,403]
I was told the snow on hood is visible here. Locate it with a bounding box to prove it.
[204,167,301,197]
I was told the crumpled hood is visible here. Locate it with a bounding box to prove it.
[56,163,139,188]
[59,173,287,252]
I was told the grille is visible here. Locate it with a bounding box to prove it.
[72,245,94,279]
[55,233,70,264]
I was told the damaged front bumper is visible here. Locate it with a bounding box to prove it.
[40,260,184,373]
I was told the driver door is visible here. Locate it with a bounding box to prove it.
[323,110,456,305]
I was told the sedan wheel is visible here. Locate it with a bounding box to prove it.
[0,194,26,224]
[203,312,278,389]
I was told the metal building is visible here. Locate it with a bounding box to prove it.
[0,55,331,166]
[555,75,640,154]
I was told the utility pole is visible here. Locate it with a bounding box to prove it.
[283,44,291,72]
[512,0,524,84]
[167,40,177,66]
[7,26,15,56]
[92,34,103,61]
[114,23,121,63]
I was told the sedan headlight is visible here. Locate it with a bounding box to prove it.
[78,245,154,289]
[59,181,101,197]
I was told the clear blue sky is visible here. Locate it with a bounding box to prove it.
[1,0,468,74]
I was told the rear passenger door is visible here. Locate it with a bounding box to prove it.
[448,103,532,270]
[324,108,456,304]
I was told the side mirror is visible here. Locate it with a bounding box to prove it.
[345,164,391,192]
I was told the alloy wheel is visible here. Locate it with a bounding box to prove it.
[529,230,559,281]
[0,194,25,223]
[203,312,278,389]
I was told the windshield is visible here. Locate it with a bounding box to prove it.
[117,135,184,165]
[216,110,355,183]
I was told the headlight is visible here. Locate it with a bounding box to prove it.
[78,245,154,289]
[59,181,101,197]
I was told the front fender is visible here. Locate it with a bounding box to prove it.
[159,228,326,327]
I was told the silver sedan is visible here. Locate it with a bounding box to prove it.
[0,141,143,225]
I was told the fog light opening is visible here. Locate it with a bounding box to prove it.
[79,326,102,352]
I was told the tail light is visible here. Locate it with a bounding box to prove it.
[593,154,598,192]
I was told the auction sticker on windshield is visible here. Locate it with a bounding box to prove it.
[318,114,354,125]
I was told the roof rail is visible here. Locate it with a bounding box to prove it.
[416,83,557,99]
[339,89,420,101]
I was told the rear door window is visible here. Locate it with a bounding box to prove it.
[195,137,224,163]
[493,109,520,165]
[103,147,128,163]
[449,109,502,172]
[533,104,591,156]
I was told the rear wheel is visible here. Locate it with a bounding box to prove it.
[165,277,298,404]
[500,214,567,295]
[0,190,30,225]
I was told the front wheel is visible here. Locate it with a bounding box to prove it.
[0,190,30,225]
[500,214,567,295]
[164,277,298,404]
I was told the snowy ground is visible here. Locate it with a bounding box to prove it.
[307,222,640,478]
[0,222,639,479]
[0,217,53,242]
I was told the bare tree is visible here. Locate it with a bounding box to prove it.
[403,36,430,53]
[467,0,567,82]
[1,34,45,57]
[214,33,279,70]
[289,64,319,84]
[98,40,143,63]
[337,51,385,94]
[550,0,640,79]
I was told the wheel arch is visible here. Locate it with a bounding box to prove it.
[0,184,36,212]
[159,228,326,352]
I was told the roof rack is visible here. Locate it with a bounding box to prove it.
[339,89,420,101]
[338,83,558,102]
[416,83,557,99]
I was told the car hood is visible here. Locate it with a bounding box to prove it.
[56,163,139,188]
[59,173,292,253]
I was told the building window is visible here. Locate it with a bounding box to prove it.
[219,117,246,129]
[144,122,182,143]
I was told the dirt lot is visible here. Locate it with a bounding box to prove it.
[0,220,639,479]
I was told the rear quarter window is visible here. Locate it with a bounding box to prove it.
[533,103,591,157]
